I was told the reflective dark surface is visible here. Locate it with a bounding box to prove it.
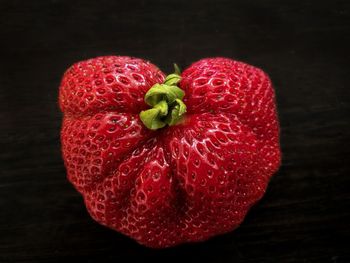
[1,0,349,262]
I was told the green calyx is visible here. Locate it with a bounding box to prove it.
[140,64,187,130]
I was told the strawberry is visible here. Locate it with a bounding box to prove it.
[59,56,281,248]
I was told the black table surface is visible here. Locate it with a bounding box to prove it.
[1,0,350,262]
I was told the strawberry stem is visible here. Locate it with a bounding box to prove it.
[140,64,187,130]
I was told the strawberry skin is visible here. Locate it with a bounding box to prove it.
[59,56,281,248]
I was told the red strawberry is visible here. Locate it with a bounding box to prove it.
[59,56,281,248]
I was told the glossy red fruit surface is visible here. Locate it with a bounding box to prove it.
[59,56,281,248]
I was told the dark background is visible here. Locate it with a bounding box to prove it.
[1,0,350,262]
